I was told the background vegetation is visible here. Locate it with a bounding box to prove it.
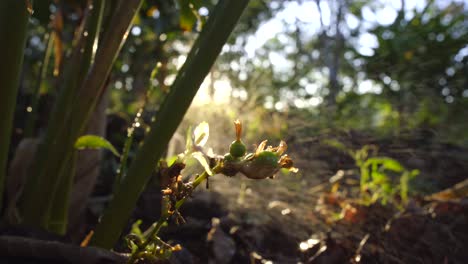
[1,0,467,263]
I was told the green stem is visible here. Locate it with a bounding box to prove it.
[90,0,250,249]
[21,0,107,229]
[115,63,160,193]
[0,1,30,212]
[126,218,165,264]
[47,0,107,233]
[20,38,86,227]
[47,151,77,234]
[175,165,222,208]
[114,124,136,193]
[24,32,54,138]
[128,165,222,264]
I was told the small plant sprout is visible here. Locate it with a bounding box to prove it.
[325,141,419,209]
[223,121,298,179]
[229,120,247,158]
[125,120,298,263]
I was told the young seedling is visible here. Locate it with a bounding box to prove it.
[325,141,419,209]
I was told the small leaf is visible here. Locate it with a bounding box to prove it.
[192,152,213,175]
[366,157,404,172]
[410,169,420,178]
[323,139,348,152]
[166,155,179,166]
[371,171,388,183]
[130,219,143,237]
[381,183,393,195]
[185,126,193,153]
[380,158,404,172]
[75,135,120,157]
[129,240,138,253]
[193,121,209,147]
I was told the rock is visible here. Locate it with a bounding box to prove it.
[170,246,195,264]
[207,218,236,264]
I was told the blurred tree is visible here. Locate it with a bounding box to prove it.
[216,0,369,108]
[18,0,468,144]
[214,0,467,141]
[355,0,468,134]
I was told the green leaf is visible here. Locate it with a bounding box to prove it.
[366,157,404,172]
[371,171,388,183]
[75,135,120,157]
[193,121,209,147]
[129,240,138,253]
[410,169,420,178]
[90,0,250,248]
[380,158,404,172]
[322,139,348,152]
[166,155,179,166]
[130,219,143,238]
[191,151,213,175]
[185,126,193,153]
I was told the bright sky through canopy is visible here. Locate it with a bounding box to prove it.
[194,0,467,107]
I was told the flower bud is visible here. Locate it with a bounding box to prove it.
[229,140,246,158]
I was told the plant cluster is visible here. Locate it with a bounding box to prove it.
[124,120,297,263]
[326,140,419,209]
[352,145,419,208]
[0,0,254,258]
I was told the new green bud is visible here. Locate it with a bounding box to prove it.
[229,140,246,158]
[223,153,235,162]
[253,151,279,167]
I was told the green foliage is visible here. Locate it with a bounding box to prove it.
[0,0,30,209]
[330,143,419,208]
[90,0,252,249]
[20,0,108,231]
[125,120,297,263]
[184,123,213,176]
[24,32,54,138]
[74,135,120,157]
[3,0,467,260]
[0,1,298,261]
[0,0,253,250]
[126,218,178,262]
[125,219,179,261]
[215,0,468,144]
[356,148,418,208]
[350,1,468,139]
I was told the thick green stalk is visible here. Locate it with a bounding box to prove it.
[47,151,77,234]
[24,32,54,138]
[90,0,250,249]
[20,35,86,227]
[21,0,108,228]
[22,0,141,229]
[0,1,30,212]
[46,0,106,234]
